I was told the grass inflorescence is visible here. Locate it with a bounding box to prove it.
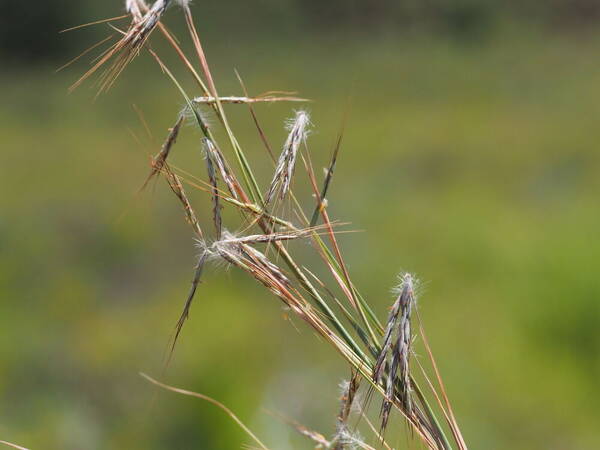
[69,1,468,448]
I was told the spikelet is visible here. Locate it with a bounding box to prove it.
[240,245,291,288]
[203,138,239,200]
[141,113,185,190]
[72,0,171,94]
[266,110,310,205]
[164,168,203,238]
[332,375,359,450]
[202,231,293,300]
[374,273,415,434]
[396,275,414,415]
[373,289,403,383]
[218,229,313,245]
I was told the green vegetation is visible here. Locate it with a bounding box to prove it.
[1,26,599,449]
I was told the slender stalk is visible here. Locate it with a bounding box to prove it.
[141,373,270,450]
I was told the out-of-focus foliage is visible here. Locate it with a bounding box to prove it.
[1,1,600,449]
[0,0,81,61]
[2,0,600,62]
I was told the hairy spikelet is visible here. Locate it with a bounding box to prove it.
[142,113,185,190]
[192,95,308,104]
[334,429,367,450]
[373,291,402,383]
[375,273,415,434]
[203,138,239,200]
[135,0,170,45]
[196,232,294,311]
[240,244,291,288]
[165,168,203,238]
[218,229,313,245]
[72,0,171,94]
[198,228,314,291]
[396,275,414,414]
[209,230,244,266]
[266,110,310,205]
[332,375,359,450]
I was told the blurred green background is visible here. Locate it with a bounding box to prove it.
[1,1,599,449]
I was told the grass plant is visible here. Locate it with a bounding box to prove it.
[69,1,468,448]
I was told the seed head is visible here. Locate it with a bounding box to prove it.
[73,0,171,94]
[266,110,310,205]
[374,273,416,434]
